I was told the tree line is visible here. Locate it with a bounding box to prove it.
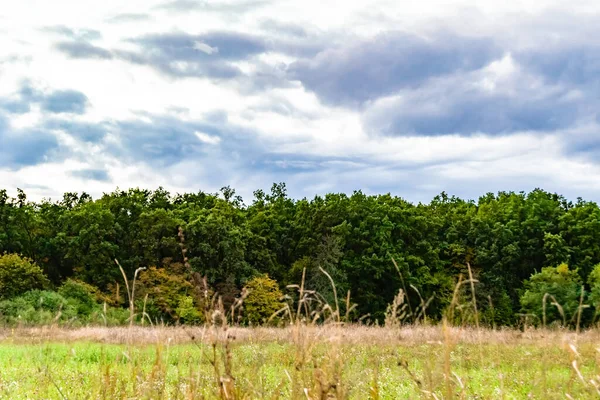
[1,184,600,327]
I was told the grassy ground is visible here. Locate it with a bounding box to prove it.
[0,325,599,399]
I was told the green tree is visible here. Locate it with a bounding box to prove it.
[559,200,600,281]
[520,264,583,326]
[587,263,600,320]
[0,253,50,299]
[61,201,119,288]
[185,200,256,286]
[543,233,570,268]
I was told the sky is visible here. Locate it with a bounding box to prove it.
[1,0,600,203]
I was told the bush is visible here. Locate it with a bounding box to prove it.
[103,306,131,325]
[0,288,132,326]
[242,275,283,325]
[58,279,102,316]
[0,297,32,322]
[0,290,78,325]
[0,254,50,299]
[136,267,200,323]
[176,295,203,324]
[87,304,130,326]
[520,263,583,326]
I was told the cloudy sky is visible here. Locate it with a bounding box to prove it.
[1,0,600,203]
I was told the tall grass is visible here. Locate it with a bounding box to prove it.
[1,258,600,398]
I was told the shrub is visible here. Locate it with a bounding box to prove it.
[0,290,78,325]
[520,263,583,326]
[58,279,101,316]
[136,267,199,323]
[0,254,50,299]
[0,297,32,322]
[0,289,132,326]
[242,275,283,325]
[87,304,130,326]
[103,306,131,325]
[175,295,203,324]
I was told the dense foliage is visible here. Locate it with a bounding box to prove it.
[519,264,584,326]
[1,185,600,326]
[242,275,284,325]
[0,253,50,299]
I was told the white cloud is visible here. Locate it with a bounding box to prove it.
[193,41,219,55]
[195,131,221,145]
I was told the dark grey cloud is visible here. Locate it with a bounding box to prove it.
[41,90,88,114]
[70,169,110,181]
[111,32,296,91]
[113,118,202,163]
[355,29,600,137]
[557,124,600,163]
[203,110,228,124]
[0,83,89,116]
[0,114,59,168]
[48,24,324,86]
[0,84,36,114]
[114,31,267,79]
[516,46,600,87]
[55,41,113,59]
[45,120,107,142]
[49,25,112,61]
[134,31,265,60]
[113,118,206,164]
[50,27,321,86]
[0,99,30,114]
[288,31,500,107]
[364,72,590,136]
[18,83,41,101]
[105,112,264,170]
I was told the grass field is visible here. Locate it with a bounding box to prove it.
[0,325,599,399]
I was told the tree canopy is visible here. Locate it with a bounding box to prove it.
[1,185,600,326]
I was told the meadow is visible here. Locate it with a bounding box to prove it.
[1,325,599,399]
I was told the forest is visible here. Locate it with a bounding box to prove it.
[1,183,599,327]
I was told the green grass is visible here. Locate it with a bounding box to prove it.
[0,327,598,399]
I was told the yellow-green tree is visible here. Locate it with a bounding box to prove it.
[243,275,283,325]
